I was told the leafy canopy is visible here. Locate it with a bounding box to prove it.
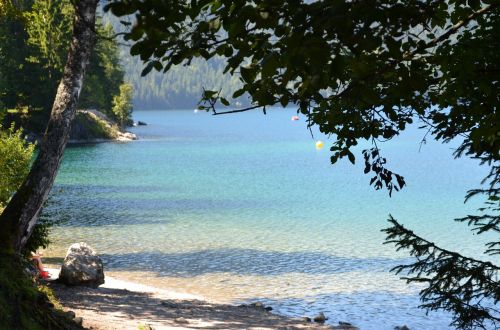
[24,0,73,75]
[106,0,498,193]
[105,1,499,328]
[0,124,34,211]
[0,124,51,255]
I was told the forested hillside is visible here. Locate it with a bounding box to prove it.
[102,13,247,110]
[121,56,247,109]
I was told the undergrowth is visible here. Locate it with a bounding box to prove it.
[0,254,83,329]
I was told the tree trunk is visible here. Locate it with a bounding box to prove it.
[0,0,98,254]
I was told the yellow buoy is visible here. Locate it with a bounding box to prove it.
[315,140,324,149]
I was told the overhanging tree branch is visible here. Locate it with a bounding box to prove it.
[212,105,263,115]
[384,216,500,329]
[406,3,498,60]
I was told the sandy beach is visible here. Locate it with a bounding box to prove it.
[45,268,356,330]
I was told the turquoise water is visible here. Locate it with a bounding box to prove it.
[43,109,496,329]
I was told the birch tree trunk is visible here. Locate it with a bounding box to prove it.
[0,0,98,254]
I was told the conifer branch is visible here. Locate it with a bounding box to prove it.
[383,216,500,329]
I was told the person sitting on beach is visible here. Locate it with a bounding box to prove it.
[31,252,49,279]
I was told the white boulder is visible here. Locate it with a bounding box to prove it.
[59,242,105,287]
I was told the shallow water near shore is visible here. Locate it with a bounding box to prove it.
[43,109,497,329]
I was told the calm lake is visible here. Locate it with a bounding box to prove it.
[43,109,496,329]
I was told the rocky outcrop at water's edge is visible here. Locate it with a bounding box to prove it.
[69,109,137,143]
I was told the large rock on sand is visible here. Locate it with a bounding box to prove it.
[59,242,105,287]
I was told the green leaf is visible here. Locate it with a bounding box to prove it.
[347,151,355,165]
[153,61,163,71]
[203,90,217,99]
[240,66,257,83]
[233,88,246,98]
[141,62,154,76]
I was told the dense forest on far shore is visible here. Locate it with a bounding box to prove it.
[102,12,248,110]
[121,56,248,110]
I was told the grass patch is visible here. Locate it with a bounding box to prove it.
[0,254,83,329]
[74,111,119,140]
[37,285,63,311]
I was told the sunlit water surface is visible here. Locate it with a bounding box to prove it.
[43,109,496,329]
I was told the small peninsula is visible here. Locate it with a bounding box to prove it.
[69,109,137,143]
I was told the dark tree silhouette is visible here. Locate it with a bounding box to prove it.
[105,1,499,328]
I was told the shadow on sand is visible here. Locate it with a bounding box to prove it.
[49,281,340,329]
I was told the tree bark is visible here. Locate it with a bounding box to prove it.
[0,0,98,254]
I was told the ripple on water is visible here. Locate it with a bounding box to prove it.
[43,110,496,330]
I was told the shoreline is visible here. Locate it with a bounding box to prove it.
[45,268,356,330]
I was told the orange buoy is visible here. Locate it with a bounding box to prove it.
[315,140,324,149]
[291,116,299,121]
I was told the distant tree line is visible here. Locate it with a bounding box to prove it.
[121,55,247,109]
[101,11,247,110]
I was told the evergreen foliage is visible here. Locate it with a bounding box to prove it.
[106,1,499,328]
[384,215,499,329]
[122,56,246,109]
[0,0,51,114]
[79,22,125,115]
[0,0,129,131]
[24,0,73,77]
